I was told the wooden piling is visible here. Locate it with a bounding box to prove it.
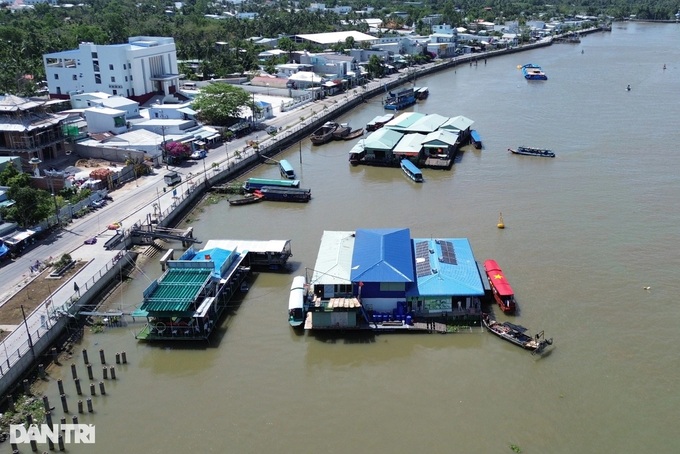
[86,363,93,380]
[102,367,108,379]
[45,411,53,429]
[99,381,106,395]
[82,349,89,365]
[30,438,38,452]
[99,349,106,365]
[57,378,64,395]
[89,383,96,396]
[60,416,66,427]
[71,415,78,425]
[109,366,116,380]
[48,436,55,451]
[86,397,94,413]
[58,434,65,451]
[70,363,77,380]
[42,395,51,413]
[115,352,121,364]
[121,351,127,364]
[78,400,84,414]
[60,394,68,413]
[38,363,45,379]
[74,378,82,395]
[52,347,59,364]
[23,378,30,394]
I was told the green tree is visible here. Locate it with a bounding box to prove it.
[191,82,252,125]
[3,186,52,227]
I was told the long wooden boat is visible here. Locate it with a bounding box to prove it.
[483,313,553,354]
[484,259,516,313]
[343,128,364,140]
[228,192,263,206]
[508,147,555,158]
[414,86,429,100]
[288,275,307,328]
[310,121,338,145]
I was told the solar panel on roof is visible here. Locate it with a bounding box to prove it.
[439,241,457,265]
[415,241,432,277]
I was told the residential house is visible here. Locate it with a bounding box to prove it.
[83,107,128,134]
[43,36,180,104]
[0,95,67,165]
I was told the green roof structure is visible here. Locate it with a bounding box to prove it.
[141,267,213,314]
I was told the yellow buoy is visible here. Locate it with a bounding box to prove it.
[497,212,505,229]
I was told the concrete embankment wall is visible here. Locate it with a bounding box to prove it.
[0,252,136,397]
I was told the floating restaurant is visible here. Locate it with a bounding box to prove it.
[303,228,485,331]
[135,239,292,340]
[350,113,475,168]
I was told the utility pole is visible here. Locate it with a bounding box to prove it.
[21,305,35,358]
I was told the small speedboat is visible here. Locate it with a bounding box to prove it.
[483,313,553,354]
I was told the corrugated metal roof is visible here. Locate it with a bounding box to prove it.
[350,228,414,283]
[204,239,290,254]
[405,113,448,133]
[384,112,426,131]
[407,238,484,297]
[440,115,474,132]
[393,132,426,155]
[310,231,355,286]
[192,247,232,279]
[422,129,459,147]
[363,128,403,151]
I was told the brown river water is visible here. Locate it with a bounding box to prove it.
[21,22,680,454]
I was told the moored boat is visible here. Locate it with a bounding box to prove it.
[470,130,482,149]
[343,128,364,140]
[521,63,548,80]
[508,146,556,158]
[414,86,429,100]
[384,87,416,110]
[332,123,351,139]
[288,275,307,328]
[366,114,394,131]
[310,121,339,145]
[484,259,516,313]
[482,313,553,354]
[258,186,312,202]
[400,159,424,182]
[228,192,263,206]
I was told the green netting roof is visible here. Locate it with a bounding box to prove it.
[141,267,212,313]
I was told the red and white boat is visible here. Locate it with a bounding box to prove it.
[483,259,517,314]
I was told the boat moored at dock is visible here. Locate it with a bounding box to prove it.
[279,159,296,179]
[243,177,300,192]
[288,275,307,328]
[332,123,351,140]
[366,113,394,131]
[470,130,482,149]
[259,186,312,203]
[484,259,516,314]
[384,87,416,110]
[483,313,553,354]
[414,86,429,100]
[228,192,263,206]
[400,159,424,182]
[310,121,339,145]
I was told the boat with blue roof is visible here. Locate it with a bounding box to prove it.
[521,63,548,80]
[400,159,424,182]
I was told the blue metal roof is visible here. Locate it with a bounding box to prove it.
[407,238,485,297]
[350,228,414,283]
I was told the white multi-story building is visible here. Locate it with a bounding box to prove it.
[43,36,180,103]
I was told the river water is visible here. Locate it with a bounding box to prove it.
[26,23,680,454]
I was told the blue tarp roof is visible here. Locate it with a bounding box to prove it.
[407,238,485,297]
[193,247,232,279]
[350,228,414,283]
[0,241,9,259]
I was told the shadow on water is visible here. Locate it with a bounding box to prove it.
[310,330,377,344]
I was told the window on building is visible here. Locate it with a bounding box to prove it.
[125,76,128,82]
[72,75,78,81]
[95,74,101,84]
[91,52,98,58]
[93,62,100,72]
[111,76,116,82]
[129,75,133,81]
[123,64,126,70]
[56,87,61,95]
[113,90,118,95]
[379,282,405,292]
[109,64,114,70]
[54,74,59,80]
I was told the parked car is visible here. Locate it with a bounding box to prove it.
[84,237,97,245]
[190,150,207,160]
